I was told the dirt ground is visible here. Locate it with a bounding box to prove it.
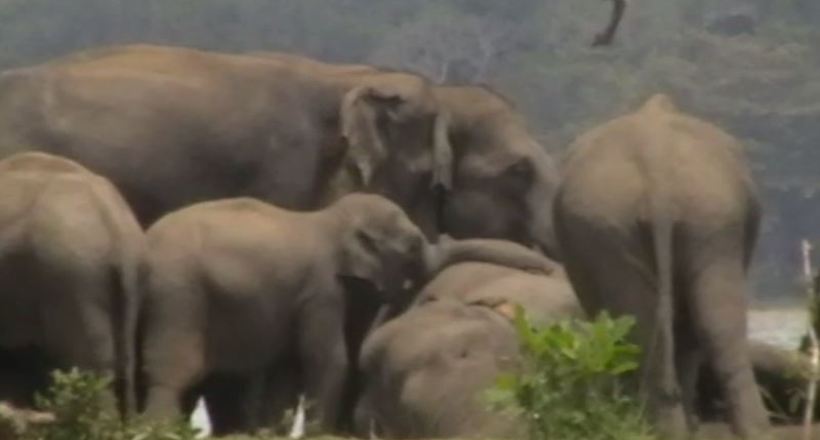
[696,423,820,440]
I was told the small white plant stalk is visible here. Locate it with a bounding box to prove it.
[802,239,818,440]
[288,394,306,439]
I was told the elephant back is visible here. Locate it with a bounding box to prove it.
[358,299,522,438]
[415,261,583,325]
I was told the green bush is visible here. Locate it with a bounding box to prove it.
[487,309,656,440]
[20,368,200,440]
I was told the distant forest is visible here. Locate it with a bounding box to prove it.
[1,0,818,301]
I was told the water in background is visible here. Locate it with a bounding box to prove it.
[748,307,808,349]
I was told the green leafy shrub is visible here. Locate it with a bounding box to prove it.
[487,309,656,440]
[20,368,199,440]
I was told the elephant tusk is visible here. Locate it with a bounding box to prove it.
[493,302,518,321]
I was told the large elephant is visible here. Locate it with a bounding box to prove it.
[553,94,769,438]
[0,44,560,254]
[0,44,451,237]
[356,261,582,438]
[432,85,559,257]
[138,193,557,434]
[247,52,561,257]
[0,151,142,417]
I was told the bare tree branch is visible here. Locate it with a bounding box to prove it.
[592,0,627,47]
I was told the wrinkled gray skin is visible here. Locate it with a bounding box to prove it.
[0,44,452,237]
[0,152,142,417]
[553,94,769,439]
[0,45,559,256]
[249,52,561,257]
[231,52,563,431]
[432,86,560,258]
[139,193,557,435]
[356,262,582,438]
[0,44,561,430]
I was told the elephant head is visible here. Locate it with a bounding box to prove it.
[434,86,560,259]
[333,194,427,293]
[337,76,452,238]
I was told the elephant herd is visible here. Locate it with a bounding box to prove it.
[0,44,807,440]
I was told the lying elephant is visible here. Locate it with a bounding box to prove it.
[356,261,582,438]
[138,193,556,435]
[412,261,582,325]
[0,152,143,416]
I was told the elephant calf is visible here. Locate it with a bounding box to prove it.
[138,193,557,434]
[357,261,582,438]
[0,151,142,416]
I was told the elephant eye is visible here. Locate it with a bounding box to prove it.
[355,229,380,254]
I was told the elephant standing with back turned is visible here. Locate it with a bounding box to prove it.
[553,94,769,439]
[0,151,142,417]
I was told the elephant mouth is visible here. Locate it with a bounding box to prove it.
[338,275,386,297]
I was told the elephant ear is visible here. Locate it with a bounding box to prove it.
[340,85,403,187]
[340,84,454,192]
[502,157,535,191]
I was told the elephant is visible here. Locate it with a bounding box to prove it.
[0,44,452,238]
[138,193,558,435]
[0,44,562,429]
[0,151,142,417]
[246,52,562,257]
[0,45,561,256]
[432,85,560,258]
[553,94,769,438]
[356,260,583,438]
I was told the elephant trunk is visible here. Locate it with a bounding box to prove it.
[528,152,562,261]
[422,236,556,281]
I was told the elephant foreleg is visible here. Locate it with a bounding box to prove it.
[202,373,260,435]
[426,238,556,279]
[298,300,348,433]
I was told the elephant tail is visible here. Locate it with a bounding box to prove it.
[644,206,677,398]
[111,249,140,418]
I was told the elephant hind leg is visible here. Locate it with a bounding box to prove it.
[40,272,121,412]
[556,221,687,436]
[201,373,260,436]
[674,318,704,431]
[140,315,206,421]
[687,263,769,438]
[140,260,206,421]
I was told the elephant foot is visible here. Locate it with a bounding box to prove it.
[654,404,690,440]
[143,385,183,422]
